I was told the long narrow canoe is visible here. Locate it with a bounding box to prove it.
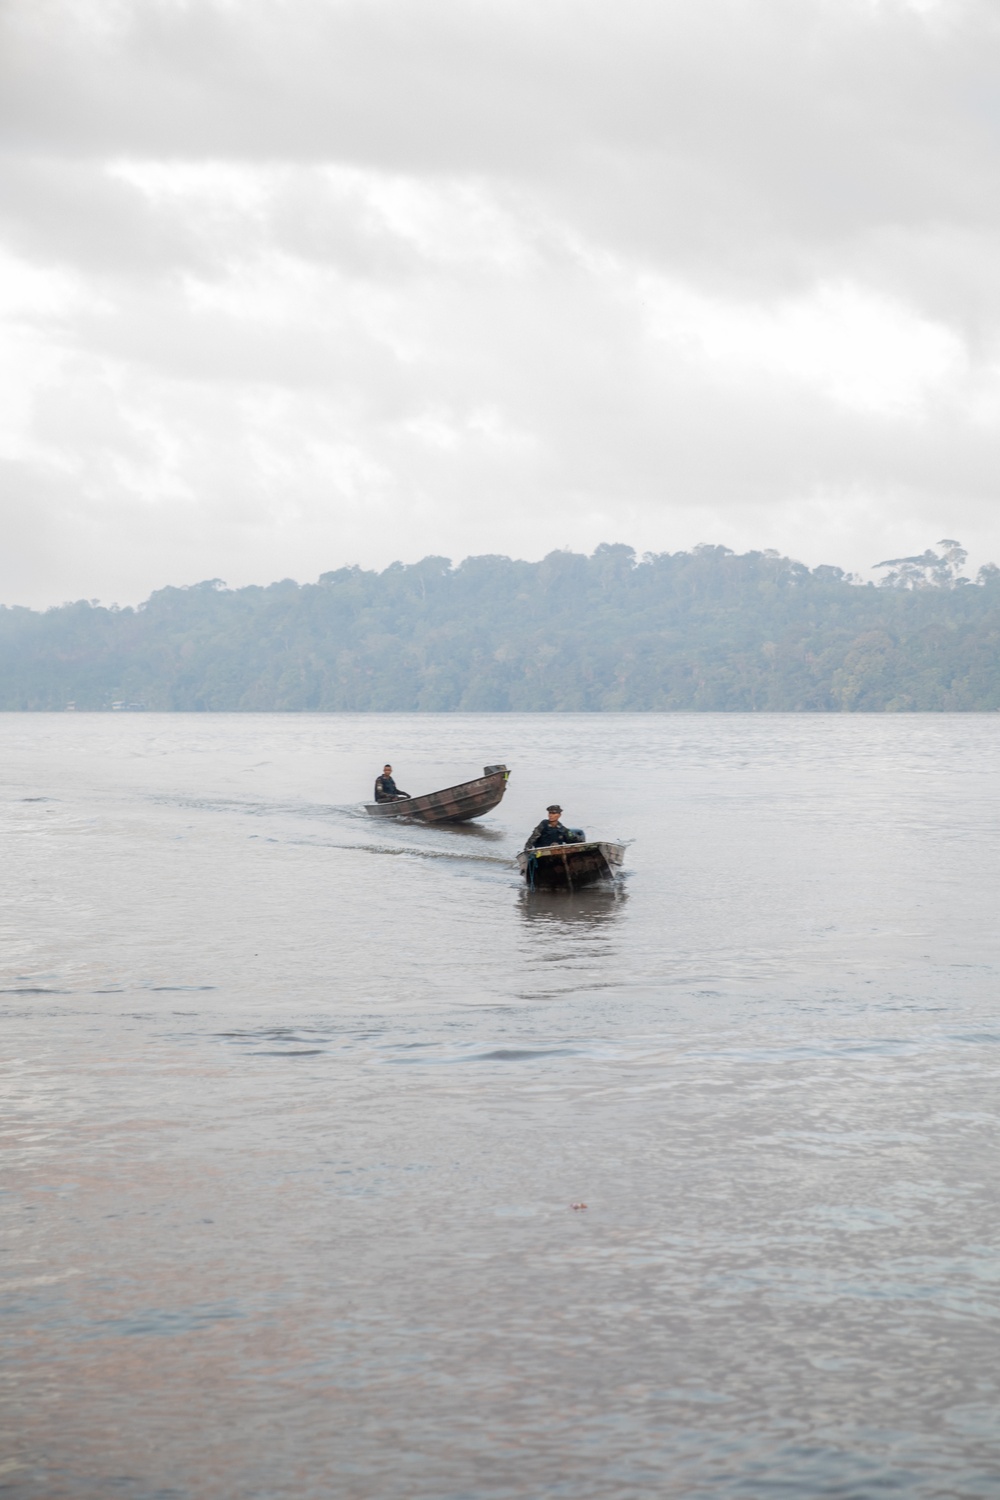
[517,840,625,891]
[365,765,509,824]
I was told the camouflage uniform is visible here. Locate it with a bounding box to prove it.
[524,820,580,850]
[374,773,408,802]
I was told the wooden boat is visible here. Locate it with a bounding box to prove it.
[365,765,509,824]
[517,840,625,891]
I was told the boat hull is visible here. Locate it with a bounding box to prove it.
[517,840,625,890]
[365,766,509,824]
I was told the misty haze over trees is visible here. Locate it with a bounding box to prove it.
[2,542,998,713]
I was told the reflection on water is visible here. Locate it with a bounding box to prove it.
[518,885,627,927]
[420,816,508,841]
[3,712,1000,1500]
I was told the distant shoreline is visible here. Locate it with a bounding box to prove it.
[4,545,999,713]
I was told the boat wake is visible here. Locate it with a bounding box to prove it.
[296,837,513,867]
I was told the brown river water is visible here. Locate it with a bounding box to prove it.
[3,712,1000,1499]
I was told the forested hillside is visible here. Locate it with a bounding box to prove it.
[2,542,999,711]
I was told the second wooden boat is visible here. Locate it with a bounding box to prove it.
[517,840,625,891]
[365,765,509,824]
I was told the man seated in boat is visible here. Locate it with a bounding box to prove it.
[374,765,410,802]
[524,804,583,849]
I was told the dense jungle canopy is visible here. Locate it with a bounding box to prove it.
[2,542,999,711]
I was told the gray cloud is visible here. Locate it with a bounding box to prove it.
[1,0,999,605]
[0,4,988,281]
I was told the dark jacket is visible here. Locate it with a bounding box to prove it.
[374,774,408,802]
[524,819,580,850]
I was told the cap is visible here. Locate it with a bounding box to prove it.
[546,804,562,814]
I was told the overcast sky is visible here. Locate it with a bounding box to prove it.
[2,0,999,606]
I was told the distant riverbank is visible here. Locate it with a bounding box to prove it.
[3,542,999,712]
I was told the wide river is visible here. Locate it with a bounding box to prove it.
[3,713,1000,1499]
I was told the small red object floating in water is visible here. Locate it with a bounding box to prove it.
[570,1202,587,1210]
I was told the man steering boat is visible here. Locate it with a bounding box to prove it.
[523,804,582,850]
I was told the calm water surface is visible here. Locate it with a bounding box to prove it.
[3,713,1000,1498]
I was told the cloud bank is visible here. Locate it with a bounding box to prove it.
[2,0,999,605]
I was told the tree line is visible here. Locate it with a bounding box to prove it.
[2,541,999,711]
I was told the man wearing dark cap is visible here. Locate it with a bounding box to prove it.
[524,804,581,850]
